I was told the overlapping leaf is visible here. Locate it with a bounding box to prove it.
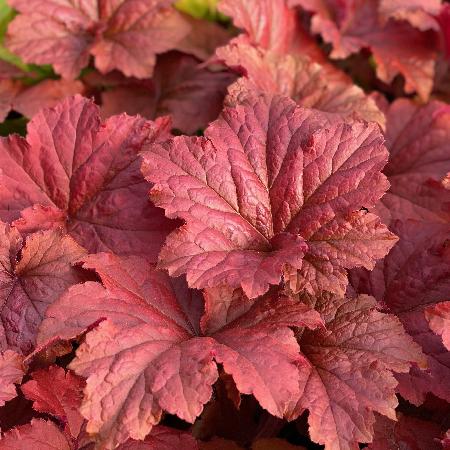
[38,252,322,448]
[351,220,450,405]
[292,0,439,100]
[0,95,176,259]
[289,294,426,450]
[97,52,235,134]
[0,222,87,354]
[217,41,384,126]
[0,350,24,406]
[5,0,190,79]
[376,98,450,225]
[425,301,450,351]
[142,92,395,298]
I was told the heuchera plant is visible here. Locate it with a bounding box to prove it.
[0,0,448,449]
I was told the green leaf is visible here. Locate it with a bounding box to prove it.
[175,0,226,21]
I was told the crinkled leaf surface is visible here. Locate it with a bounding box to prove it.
[0,222,87,354]
[425,301,450,351]
[0,95,175,260]
[217,42,384,127]
[290,294,426,450]
[21,365,85,438]
[39,252,322,448]
[6,0,190,79]
[0,350,24,406]
[351,220,450,404]
[0,418,71,449]
[293,0,438,100]
[100,52,235,134]
[142,93,395,298]
[377,99,450,226]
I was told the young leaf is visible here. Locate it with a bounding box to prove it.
[142,93,395,298]
[0,350,24,406]
[289,294,426,450]
[0,222,87,354]
[0,95,176,260]
[5,0,190,79]
[38,253,322,448]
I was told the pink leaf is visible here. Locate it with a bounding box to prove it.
[21,366,85,438]
[38,253,322,448]
[0,419,71,449]
[0,95,175,260]
[289,293,426,450]
[425,301,450,351]
[217,41,385,127]
[0,351,24,407]
[0,222,87,354]
[6,0,190,79]
[142,93,394,298]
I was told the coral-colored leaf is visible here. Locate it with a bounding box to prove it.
[6,0,190,79]
[0,418,71,449]
[293,0,438,100]
[0,222,87,354]
[21,366,85,438]
[217,41,385,127]
[142,93,394,298]
[99,52,235,134]
[0,95,175,260]
[351,220,450,405]
[377,99,450,226]
[0,350,24,407]
[425,301,450,351]
[289,294,426,450]
[39,253,322,448]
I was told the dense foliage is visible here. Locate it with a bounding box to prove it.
[0,0,448,449]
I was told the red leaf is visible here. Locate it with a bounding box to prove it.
[351,220,450,405]
[38,253,323,448]
[0,222,87,354]
[377,99,450,226]
[0,95,175,260]
[99,52,235,134]
[218,41,384,127]
[369,413,445,450]
[6,0,190,79]
[21,366,85,438]
[0,418,71,449]
[425,301,450,351]
[293,0,439,100]
[289,294,426,450]
[142,93,395,298]
[0,351,24,407]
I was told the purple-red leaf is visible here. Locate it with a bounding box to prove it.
[0,222,87,354]
[0,95,175,260]
[425,301,450,351]
[142,93,394,298]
